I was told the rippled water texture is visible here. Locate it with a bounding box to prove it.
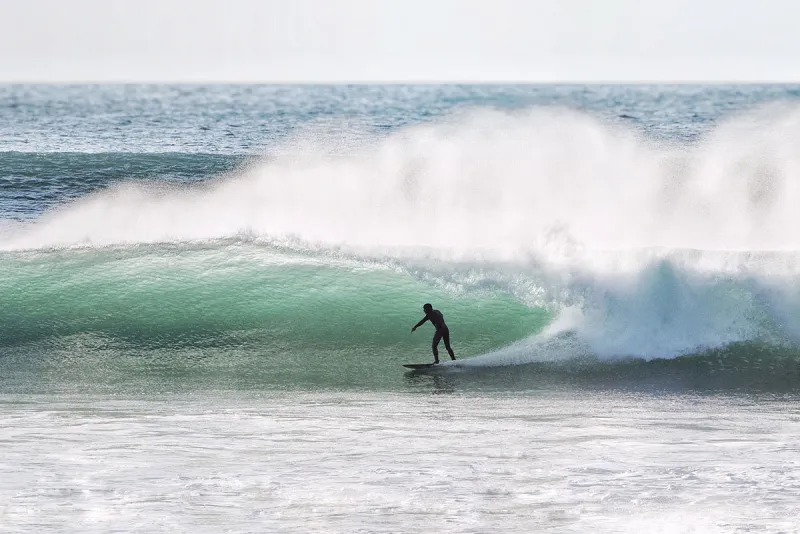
[2,392,799,533]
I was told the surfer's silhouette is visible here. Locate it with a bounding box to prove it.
[411,303,456,364]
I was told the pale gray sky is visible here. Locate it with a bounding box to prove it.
[0,0,798,82]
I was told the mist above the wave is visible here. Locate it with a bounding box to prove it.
[7,103,800,258]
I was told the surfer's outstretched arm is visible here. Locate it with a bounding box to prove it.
[411,316,429,332]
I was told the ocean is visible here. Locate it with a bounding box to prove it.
[2,84,800,532]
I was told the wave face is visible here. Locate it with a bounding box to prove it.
[5,98,800,391]
[0,243,543,352]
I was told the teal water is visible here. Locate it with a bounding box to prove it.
[0,243,547,393]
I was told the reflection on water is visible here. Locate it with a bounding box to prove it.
[403,370,457,394]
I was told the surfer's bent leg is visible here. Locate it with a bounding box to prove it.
[432,331,442,363]
[443,329,456,360]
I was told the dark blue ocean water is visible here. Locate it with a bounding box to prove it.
[5,84,800,152]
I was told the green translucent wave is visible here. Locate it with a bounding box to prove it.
[0,244,548,379]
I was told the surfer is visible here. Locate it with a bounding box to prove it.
[411,303,456,364]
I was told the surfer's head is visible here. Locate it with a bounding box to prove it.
[423,303,433,313]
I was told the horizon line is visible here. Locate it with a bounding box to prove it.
[2,79,800,85]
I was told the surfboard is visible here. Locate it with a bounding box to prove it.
[402,363,439,370]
